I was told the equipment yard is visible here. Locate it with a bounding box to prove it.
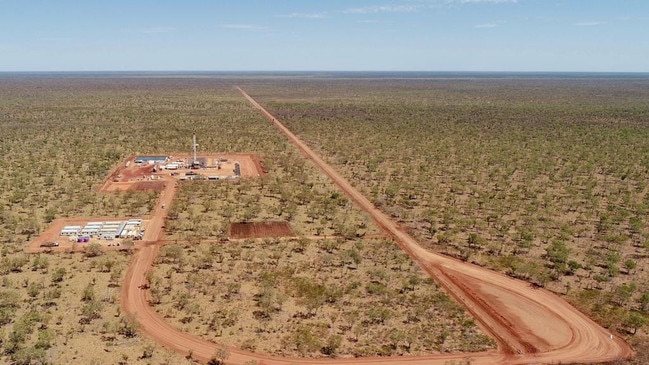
[100,153,265,192]
[27,217,147,253]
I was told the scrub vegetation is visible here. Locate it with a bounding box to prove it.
[151,238,493,357]
[242,77,649,362]
[0,76,495,363]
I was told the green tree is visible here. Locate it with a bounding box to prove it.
[624,312,647,335]
[321,334,342,356]
[84,242,103,257]
[208,345,230,365]
[81,283,95,302]
[293,325,321,355]
[640,292,649,312]
[624,259,636,274]
[81,300,103,320]
[545,240,570,264]
[118,316,139,338]
[467,233,485,251]
[10,346,46,365]
[51,267,66,283]
[27,282,41,298]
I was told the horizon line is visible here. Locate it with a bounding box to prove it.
[1,70,648,75]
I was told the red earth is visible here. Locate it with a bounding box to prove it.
[230,221,294,239]
[99,154,265,192]
[133,181,166,191]
[33,87,635,365]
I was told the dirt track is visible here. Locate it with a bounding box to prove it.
[120,87,634,365]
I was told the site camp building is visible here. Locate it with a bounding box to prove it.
[134,156,168,164]
[60,219,142,240]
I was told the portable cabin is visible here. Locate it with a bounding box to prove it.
[60,226,82,236]
[80,228,99,236]
[135,156,168,164]
[114,222,128,238]
[100,232,115,240]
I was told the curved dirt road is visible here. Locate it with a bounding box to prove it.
[120,87,634,365]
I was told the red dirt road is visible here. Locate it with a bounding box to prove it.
[120,88,634,365]
[235,87,634,363]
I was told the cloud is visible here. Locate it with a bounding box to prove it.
[343,0,517,15]
[219,24,266,31]
[574,21,607,27]
[141,27,175,34]
[449,0,517,3]
[279,12,328,19]
[474,23,499,28]
[343,5,420,14]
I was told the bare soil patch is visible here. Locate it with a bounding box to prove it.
[29,217,148,253]
[99,154,265,192]
[249,153,268,176]
[230,221,294,239]
[133,181,166,191]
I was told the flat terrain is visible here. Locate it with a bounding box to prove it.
[0,76,281,364]
[242,77,649,362]
[2,74,646,364]
[235,87,634,364]
[26,217,148,253]
[150,237,494,358]
[229,221,294,238]
[100,153,264,192]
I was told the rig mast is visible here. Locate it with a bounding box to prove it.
[191,133,200,168]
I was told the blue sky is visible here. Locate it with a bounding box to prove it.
[0,0,647,72]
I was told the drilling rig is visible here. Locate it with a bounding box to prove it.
[190,133,201,169]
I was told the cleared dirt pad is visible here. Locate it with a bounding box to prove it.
[230,221,294,239]
[133,181,166,191]
[28,217,149,253]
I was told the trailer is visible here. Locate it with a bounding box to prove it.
[60,225,82,236]
[100,232,115,240]
[80,228,99,236]
[61,229,80,236]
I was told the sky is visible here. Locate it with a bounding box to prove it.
[0,0,647,72]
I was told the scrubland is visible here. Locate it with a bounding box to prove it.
[243,76,649,362]
[0,76,496,363]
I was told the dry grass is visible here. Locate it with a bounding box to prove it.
[244,77,649,351]
[0,75,493,362]
[151,238,495,358]
[0,249,193,365]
